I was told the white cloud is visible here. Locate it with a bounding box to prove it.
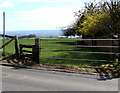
[1,0,86,3]
[46,0,81,3]
[0,11,3,13]
[1,0,40,3]
[24,0,39,2]
[14,6,78,29]
[0,0,100,4]
[46,0,103,3]
[13,0,39,2]
[0,2,14,8]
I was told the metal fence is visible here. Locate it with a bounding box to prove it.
[39,38,120,68]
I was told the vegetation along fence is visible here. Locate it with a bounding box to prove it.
[39,38,120,66]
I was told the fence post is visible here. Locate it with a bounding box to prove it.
[35,38,40,64]
[14,36,19,57]
[118,34,120,64]
[112,35,119,66]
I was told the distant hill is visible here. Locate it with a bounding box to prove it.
[18,34,37,39]
[4,30,62,37]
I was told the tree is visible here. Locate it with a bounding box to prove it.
[79,13,109,38]
[105,0,120,35]
[81,0,120,38]
[61,23,81,36]
[62,0,120,38]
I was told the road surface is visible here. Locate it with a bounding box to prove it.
[1,65,118,91]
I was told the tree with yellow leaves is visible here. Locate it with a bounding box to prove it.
[62,0,120,38]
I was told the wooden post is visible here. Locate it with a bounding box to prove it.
[19,44,23,54]
[14,36,19,57]
[118,34,120,64]
[19,44,23,59]
[115,35,118,62]
[112,35,116,62]
[35,38,40,64]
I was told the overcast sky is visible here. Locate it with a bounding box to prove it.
[0,0,96,32]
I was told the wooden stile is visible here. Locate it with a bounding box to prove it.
[19,38,40,64]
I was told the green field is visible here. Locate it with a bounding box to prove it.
[2,38,112,66]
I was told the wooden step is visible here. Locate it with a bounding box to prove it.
[19,44,35,48]
[22,50,33,53]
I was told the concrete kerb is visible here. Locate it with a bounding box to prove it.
[0,61,98,76]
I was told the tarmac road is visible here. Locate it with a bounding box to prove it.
[1,65,118,91]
